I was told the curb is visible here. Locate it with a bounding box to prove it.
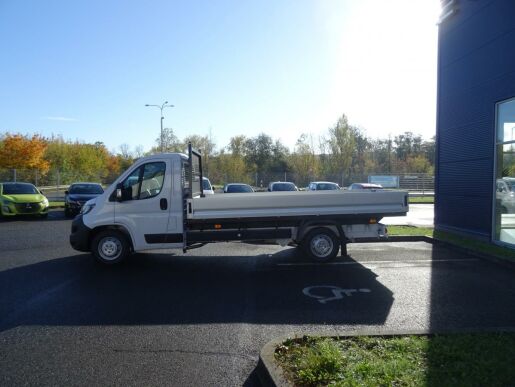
[258,327,515,386]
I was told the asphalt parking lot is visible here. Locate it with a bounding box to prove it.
[1,210,515,386]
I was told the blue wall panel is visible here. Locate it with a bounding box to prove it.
[436,0,515,238]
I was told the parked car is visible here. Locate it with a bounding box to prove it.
[203,177,214,195]
[223,183,254,193]
[0,182,49,218]
[268,181,298,192]
[65,182,104,217]
[348,183,383,190]
[308,181,340,191]
[496,178,515,213]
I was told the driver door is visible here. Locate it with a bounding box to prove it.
[115,160,174,250]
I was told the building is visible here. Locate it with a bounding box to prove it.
[436,0,515,246]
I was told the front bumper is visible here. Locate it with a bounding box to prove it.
[2,201,49,216]
[70,215,92,252]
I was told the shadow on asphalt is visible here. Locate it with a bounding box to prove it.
[0,248,394,332]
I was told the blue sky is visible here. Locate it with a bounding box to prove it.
[0,0,440,153]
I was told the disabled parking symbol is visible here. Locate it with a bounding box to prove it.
[302,286,371,304]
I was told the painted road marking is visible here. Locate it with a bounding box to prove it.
[303,285,371,304]
[277,258,479,267]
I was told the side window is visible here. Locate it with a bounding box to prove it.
[121,162,166,200]
[122,167,142,200]
[140,162,166,199]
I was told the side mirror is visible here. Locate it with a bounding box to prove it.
[39,189,44,194]
[64,190,69,195]
[116,183,123,201]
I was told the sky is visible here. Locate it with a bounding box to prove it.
[0,0,441,154]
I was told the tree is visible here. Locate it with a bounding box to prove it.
[421,136,436,165]
[350,127,370,178]
[244,133,274,175]
[394,132,422,161]
[406,154,433,174]
[290,134,320,186]
[0,133,49,172]
[327,114,355,184]
[183,134,217,176]
[228,135,247,156]
[269,139,290,173]
[148,128,182,154]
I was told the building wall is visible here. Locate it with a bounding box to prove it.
[436,0,515,238]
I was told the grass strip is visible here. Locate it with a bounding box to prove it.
[275,333,515,387]
[48,201,64,208]
[387,225,434,237]
[409,196,434,204]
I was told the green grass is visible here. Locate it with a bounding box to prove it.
[48,201,64,208]
[409,196,434,204]
[275,333,515,387]
[387,225,434,237]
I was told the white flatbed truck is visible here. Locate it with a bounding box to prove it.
[70,145,408,264]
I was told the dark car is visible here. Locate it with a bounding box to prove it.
[267,181,298,191]
[64,182,104,217]
[223,183,254,193]
[348,183,383,190]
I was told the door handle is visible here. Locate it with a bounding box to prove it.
[160,198,168,210]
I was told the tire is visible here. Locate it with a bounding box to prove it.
[64,208,72,218]
[302,227,340,263]
[91,229,130,265]
[40,213,48,219]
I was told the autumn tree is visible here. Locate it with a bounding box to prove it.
[0,133,49,172]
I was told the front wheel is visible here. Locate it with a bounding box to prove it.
[302,227,340,263]
[91,230,130,265]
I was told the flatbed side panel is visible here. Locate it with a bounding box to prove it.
[187,190,408,220]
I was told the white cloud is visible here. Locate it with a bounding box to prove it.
[41,116,78,122]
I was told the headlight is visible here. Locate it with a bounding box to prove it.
[80,203,95,215]
[41,198,49,206]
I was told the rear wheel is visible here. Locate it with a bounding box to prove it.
[91,230,130,265]
[302,227,339,263]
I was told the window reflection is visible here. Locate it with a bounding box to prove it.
[495,99,515,244]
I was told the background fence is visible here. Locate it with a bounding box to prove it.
[0,168,434,199]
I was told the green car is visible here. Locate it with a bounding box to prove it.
[0,182,49,218]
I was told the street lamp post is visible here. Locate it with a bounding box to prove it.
[145,101,174,152]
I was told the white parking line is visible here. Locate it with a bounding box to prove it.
[276,258,479,266]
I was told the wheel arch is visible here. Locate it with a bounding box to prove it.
[296,220,345,244]
[89,225,134,251]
